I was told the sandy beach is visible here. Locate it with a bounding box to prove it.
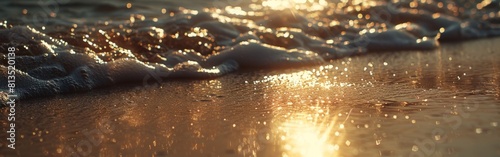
[1,37,499,157]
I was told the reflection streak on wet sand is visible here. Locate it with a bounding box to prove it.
[2,38,500,156]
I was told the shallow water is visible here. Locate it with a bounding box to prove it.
[1,38,499,157]
[1,0,500,99]
[1,0,500,156]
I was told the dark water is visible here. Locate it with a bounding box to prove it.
[0,0,500,99]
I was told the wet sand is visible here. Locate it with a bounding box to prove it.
[1,38,500,157]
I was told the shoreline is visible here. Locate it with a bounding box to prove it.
[1,37,500,157]
[10,37,500,103]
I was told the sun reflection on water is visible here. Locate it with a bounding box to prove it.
[277,112,343,157]
[261,0,328,11]
[257,66,355,157]
[256,65,355,89]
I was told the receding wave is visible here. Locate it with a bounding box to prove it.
[1,0,500,100]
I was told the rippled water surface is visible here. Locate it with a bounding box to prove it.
[1,38,500,157]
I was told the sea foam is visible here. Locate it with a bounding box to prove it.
[1,0,499,100]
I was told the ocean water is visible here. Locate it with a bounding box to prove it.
[0,1,500,156]
[1,38,499,157]
[0,0,500,100]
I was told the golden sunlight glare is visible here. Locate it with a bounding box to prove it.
[261,0,328,11]
[278,112,342,157]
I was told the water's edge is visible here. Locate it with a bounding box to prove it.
[1,0,500,101]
